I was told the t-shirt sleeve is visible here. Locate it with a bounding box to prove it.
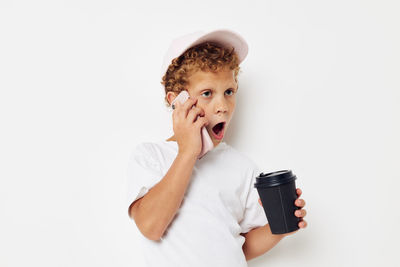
[239,164,269,234]
[126,143,164,217]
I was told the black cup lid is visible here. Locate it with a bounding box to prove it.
[254,169,297,188]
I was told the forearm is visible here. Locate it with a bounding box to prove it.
[241,224,285,261]
[134,152,197,240]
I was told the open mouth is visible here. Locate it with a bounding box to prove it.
[211,122,225,139]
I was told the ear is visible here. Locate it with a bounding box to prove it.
[166,91,178,105]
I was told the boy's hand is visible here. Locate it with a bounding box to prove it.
[172,96,209,157]
[258,188,308,237]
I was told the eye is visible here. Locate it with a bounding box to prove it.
[201,91,211,97]
[201,89,235,98]
[225,89,234,96]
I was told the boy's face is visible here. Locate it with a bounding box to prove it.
[168,68,238,147]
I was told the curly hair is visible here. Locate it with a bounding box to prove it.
[161,42,241,108]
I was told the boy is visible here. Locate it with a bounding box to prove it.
[126,29,307,266]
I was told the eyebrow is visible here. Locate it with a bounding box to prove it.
[198,86,237,92]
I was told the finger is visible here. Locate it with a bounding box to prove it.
[182,97,197,110]
[174,97,196,119]
[187,106,205,123]
[179,97,196,118]
[172,101,183,122]
[258,198,262,206]
[295,209,307,217]
[299,220,307,228]
[194,116,209,128]
[296,188,302,197]
[295,199,305,207]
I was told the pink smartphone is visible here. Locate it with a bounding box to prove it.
[171,90,214,159]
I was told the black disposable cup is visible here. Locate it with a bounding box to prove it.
[254,170,300,234]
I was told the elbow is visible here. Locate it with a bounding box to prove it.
[141,223,164,241]
[128,199,166,241]
[145,232,163,241]
[133,218,165,241]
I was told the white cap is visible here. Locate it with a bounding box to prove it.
[160,28,249,81]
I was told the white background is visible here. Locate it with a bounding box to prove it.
[1,1,399,266]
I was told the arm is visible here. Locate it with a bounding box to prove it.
[240,224,285,261]
[129,151,197,241]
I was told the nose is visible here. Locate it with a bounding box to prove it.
[214,97,229,114]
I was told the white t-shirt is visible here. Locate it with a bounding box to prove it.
[126,139,268,267]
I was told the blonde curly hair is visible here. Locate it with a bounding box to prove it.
[160,42,241,108]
